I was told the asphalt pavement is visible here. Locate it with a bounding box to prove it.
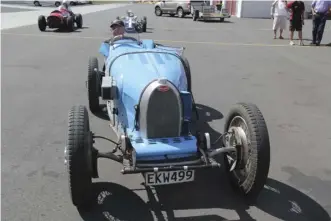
[1,6,37,12]
[1,3,331,221]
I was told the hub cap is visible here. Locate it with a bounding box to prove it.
[226,116,253,184]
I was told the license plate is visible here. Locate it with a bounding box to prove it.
[145,170,195,186]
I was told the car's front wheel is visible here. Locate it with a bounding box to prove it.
[223,103,270,202]
[65,105,93,208]
[66,16,74,31]
[76,13,83,28]
[34,1,41,6]
[38,15,47,31]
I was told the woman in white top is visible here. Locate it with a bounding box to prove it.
[271,0,288,39]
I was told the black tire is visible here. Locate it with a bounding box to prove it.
[142,22,147,32]
[155,6,162,16]
[65,105,93,208]
[88,57,101,113]
[193,10,199,21]
[223,103,270,202]
[177,7,184,18]
[76,13,83,28]
[67,16,74,31]
[55,1,61,7]
[34,1,41,6]
[220,18,224,22]
[181,56,192,92]
[38,15,47,31]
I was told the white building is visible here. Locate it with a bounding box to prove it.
[212,0,312,18]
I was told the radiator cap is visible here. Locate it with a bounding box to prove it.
[158,78,167,85]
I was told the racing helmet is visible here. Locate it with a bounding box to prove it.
[62,0,69,8]
[127,10,134,17]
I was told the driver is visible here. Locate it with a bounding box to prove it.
[127,9,134,17]
[103,19,126,45]
[58,0,73,15]
[109,19,126,41]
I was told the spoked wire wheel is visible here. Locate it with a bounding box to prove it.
[223,103,270,201]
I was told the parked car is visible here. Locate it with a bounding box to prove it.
[154,0,191,17]
[33,0,91,7]
[154,0,230,22]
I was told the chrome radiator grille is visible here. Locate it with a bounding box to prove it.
[139,79,182,139]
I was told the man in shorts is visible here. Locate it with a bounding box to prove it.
[271,0,288,39]
[287,1,305,45]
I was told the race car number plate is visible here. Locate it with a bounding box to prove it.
[144,170,195,186]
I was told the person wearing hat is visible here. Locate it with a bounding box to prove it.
[110,19,125,40]
[101,19,126,72]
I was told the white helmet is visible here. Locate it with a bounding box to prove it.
[62,0,68,8]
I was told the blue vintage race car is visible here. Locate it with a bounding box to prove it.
[64,30,271,209]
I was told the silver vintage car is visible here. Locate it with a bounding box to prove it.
[154,0,191,18]
[154,0,230,22]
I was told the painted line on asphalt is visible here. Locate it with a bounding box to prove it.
[1,32,328,48]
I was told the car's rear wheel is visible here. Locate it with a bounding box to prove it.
[181,56,192,92]
[177,7,185,18]
[223,103,270,202]
[65,105,93,208]
[76,13,83,28]
[155,6,162,16]
[88,57,101,113]
[55,1,61,7]
[38,15,47,31]
[220,18,224,22]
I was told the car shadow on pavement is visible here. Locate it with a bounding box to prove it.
[43,28,83,33]
[191,103,224,147]
[91,104,109,121]
[79,104,330,221]
[78,182,154,221]
[166,15,192,19]
[256,178,331,221]
[203,20,233,23]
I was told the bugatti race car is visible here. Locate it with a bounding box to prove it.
[116,12,147,33]
[37,9,82,32]
[64,29,271,208]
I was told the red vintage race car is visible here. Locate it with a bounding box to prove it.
[37,9,83,32]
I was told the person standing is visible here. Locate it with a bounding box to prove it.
[287,1,305,45]
[311,0,331,46]
[271,0,289,39]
